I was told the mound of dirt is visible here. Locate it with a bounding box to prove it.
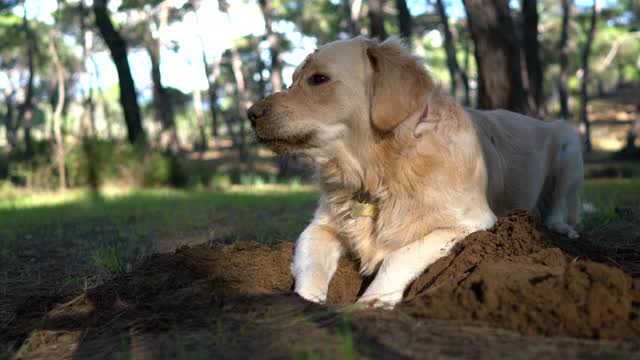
[400,214,640,339]
[8,214,640,358]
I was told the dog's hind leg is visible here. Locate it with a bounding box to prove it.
[544,123,583,239]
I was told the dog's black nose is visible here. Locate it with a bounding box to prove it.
[247,103,267,128]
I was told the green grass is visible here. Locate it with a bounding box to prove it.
[581,178,640,227]
[0,185,319,307]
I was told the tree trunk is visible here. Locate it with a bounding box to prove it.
[342,0,358,36]
[259,0,290,177]
[435,0,470,104]
[193,0,221,141]
[368,0,388,40]
[4,81,17,149]
[48,30,67,191]
[395,0,412,42]
[222,3,251,162]
[579,0,600,153]
[17,6,35,158]
[624,104,640,155]
[558,0,571,120]
[193,87,207,151]
[145,35,179,152]
[259,0,284,94]
[93,0,145,145]
[521,0,543,114]
[462,34,471,106]
[462,0,530,113]
[146,2,179,153]
[90,55,113,140]
[80,0,96,137]
[202,51,222,140]
[229,43,250,162]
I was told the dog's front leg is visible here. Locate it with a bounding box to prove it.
[292,221,344,304]
[357,229,464,308]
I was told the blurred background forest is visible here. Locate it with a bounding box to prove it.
[0,0,639,193]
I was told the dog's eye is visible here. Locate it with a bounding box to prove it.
[308,74,330,86]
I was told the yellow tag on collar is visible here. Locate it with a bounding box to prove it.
[350,201,377,218]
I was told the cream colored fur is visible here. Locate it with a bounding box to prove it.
[248,37,584,308]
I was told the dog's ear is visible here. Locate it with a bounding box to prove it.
[366,38,432,131]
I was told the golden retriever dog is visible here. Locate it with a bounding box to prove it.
[248,37,584,308]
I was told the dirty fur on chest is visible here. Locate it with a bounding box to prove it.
[326,189,432,275]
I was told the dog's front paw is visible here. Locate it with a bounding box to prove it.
[356,292,402,309]
[293,273,329,304]
[295,286,327,304]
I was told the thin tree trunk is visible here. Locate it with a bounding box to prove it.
[579,0,600,152]
[90,55,113,140]
[624,104,640,155]
[145,32,179,153]
[146,2,179,153]
[342,0,358,36]
[259,0,284,93]
[220,2,252,163]
[17,5,35,158]
[203,52,222,140]
[192,0,221,141]
[395,0,412,42]
[522,0,543,114]
[368,0,388,40]
[259,0,289,177]
[435,0,469,104]
[193,87,207,151]
[4,81,17,149]
[48,30,66,191]
[462,34,471,106]
[93,0,145,145]
[80,0,96,137]
[229,43,250,162]
[558,0,571,120]
[463,0,530,113]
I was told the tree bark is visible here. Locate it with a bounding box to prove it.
[17,6,35,158]
[48,30,67,191]
[193,87,207,151]
[395,0,412,42]
[521,0,543,114]
[3,80,17,149]
[259,0,290,177]
[368,0,388,40]
[579,0,600,152]
[259,0,284,94]
[558,0,571,120]
[145,40,179,151]
[435,0,470,105]
[146,2,179,153]
[93,0,145,145]
[80,0,96,137]
[202,51,222,140]
[342,0,358,36]
[462,0,530,113]
[223,5,251,162]
[624,104,640,155]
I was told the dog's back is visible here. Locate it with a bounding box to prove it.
[466,109,583,237]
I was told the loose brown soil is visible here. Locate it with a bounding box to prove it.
[6,214,640,359]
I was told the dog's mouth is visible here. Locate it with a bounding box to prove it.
[256,132,315,153]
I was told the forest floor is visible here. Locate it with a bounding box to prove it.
[1,178,639,360]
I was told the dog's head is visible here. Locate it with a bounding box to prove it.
[248,37,433,155]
